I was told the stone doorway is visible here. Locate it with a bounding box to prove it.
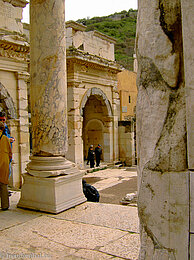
[82,94,111,162]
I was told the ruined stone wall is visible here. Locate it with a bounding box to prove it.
[0,0,24,33]
[136,0,190,259]
[66,21,115,61]
[66,54,120,166]
[117,70,137,121]
[0,0,30,189]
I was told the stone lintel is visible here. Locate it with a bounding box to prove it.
[0,55,29,71]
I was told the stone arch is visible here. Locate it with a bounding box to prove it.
[83,119,104,160]
[0,82,17,119]
[81,88,114,162]
[80,87,113,117]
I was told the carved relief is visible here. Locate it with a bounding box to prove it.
[0,40,29,61]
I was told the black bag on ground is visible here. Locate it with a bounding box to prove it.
[82,180,100,202]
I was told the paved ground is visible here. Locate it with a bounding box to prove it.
[1,167,139,260]
[83,166,137,205]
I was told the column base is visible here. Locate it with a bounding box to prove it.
[17,170,86,214]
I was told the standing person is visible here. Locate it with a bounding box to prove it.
[95,144,102,167]
[0,112,15,178]
[87,145,95,168]
[0,121,12,210]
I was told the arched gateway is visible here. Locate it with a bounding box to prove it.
[81,88,113,163]
[65,23,122,167]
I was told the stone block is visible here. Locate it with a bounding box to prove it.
[138,170,189,259]
[0,1,23,33]
[18,171,86,214]
[19,99,28,110]
[20,132,29,143]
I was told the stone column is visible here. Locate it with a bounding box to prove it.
[136,0,189,259]
[112,87,120,162]
[18,0,86,213]
[15,72,30,187]
[66,83,84,168]
[103,119,113,162]
[181,0,194,258]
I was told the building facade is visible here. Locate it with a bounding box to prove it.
[0,0,30,188]
[66,21,122,167]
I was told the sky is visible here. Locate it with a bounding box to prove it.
[22,0,138,23]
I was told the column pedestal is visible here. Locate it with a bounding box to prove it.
[17,157,86,214]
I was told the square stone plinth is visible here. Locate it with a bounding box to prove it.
[17,172,86,214]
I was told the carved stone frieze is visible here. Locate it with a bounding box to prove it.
[66,49,122,73]
[0,39,29,61]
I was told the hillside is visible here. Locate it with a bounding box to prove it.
[77,9,137,71]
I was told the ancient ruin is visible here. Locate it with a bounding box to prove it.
[0,0,30,189]
[65,21,122,166]
[136,0,194,258]
[0,0,193,258]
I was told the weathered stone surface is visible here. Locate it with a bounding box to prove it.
[30,0,68,156]
[190,171,194,232]
[74,249,113,259]
[0,216,126,251]
[181,0,194,170]
[136,0,189,259]
[100,233,140,260]
[54,202,139,233]
[190,234,194,260]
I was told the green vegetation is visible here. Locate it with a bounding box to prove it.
[77,9,137,70]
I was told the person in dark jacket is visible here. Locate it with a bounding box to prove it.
[95,144,102,167]
[82,179,100,202]
[87,145,95,168]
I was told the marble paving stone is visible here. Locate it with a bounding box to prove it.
[190,171,194,232]
[0,235,76,260]
[53,202,139,233]
[100,233,140,260]
[190,234,194,260]
[0,192,43,231]
[84,169,136,179]
[0,210,42,231]
[73,249,113,259]
[0,215,126,251]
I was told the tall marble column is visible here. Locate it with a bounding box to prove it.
[18,0,86,213]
